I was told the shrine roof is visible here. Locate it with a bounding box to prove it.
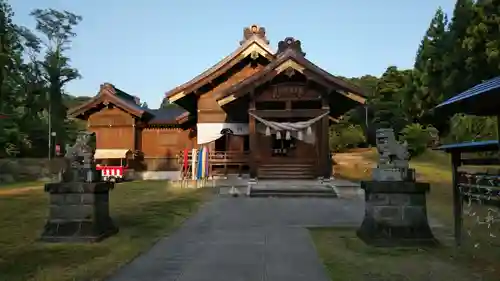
[216,37,366,107]
[165,24,274,103]
[68,83,147,118]
[434,76,500,116]
[147,107,189,124]
[68,83,188,125]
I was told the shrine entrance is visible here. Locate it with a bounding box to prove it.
[270,135,296,157]
[242,81,330,179]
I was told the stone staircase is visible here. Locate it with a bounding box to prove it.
[257,164,315,179]
[247,180,337,198]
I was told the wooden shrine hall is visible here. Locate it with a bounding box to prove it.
[69,24,366,180]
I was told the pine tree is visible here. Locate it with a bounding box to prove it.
[463,0,500,84]
[442,0,475,98]
[412,8,452,133]
[413,8,449,111]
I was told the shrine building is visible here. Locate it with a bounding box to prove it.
[69,24,366,180]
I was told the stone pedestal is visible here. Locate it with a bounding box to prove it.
[356,181,437,246]
[40,181,118,242]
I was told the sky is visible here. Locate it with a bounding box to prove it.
[12,0,456,108]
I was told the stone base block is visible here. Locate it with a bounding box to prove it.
[356,180,437,247]
[40,181,118,243]
[41,220,118,243]
[372,168,415,182]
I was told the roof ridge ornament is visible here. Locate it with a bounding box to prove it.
[240,24,269,45]
[277,37,305,57]
[99,83,115,95]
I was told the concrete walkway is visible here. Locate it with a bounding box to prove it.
[107,196,365,281]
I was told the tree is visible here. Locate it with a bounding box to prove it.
[0,0,15,113]
[371,66,409,135]
[413,8,449,119]
[339,75,379,97]
[462,0,500,84]
[0,0,32,157]
[30,9,82,153]
[442,0,475,98]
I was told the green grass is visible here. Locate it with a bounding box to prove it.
[0,180,210,281]
[310,228,486,281]
[0,181,45,189]
[322,149,500,281]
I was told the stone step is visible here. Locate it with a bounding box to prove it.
[258,164,315,179]
[249,192,337,198]
[251,187,333,193]
[258,170,313,175]
[259,164,313,167]
[257,174,315,179]
[249,185,337,198]
[258,167,313,172]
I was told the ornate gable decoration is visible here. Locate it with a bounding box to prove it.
[277,37,305,57]
[99,83,115,96]
[240,24,269,45]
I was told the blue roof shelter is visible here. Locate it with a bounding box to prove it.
[433,76,500,246]
[435,76,500,116]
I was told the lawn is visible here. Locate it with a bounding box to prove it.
[314,149,500,281]
[311,228,484,281]
[0,181,45,189]
[0,180,210,281]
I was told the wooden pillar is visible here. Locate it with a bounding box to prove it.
[320,89,331,178]
[321,114,330,178]
[451,151,463,246]
[249,90,257,178]
[314,121,321,178]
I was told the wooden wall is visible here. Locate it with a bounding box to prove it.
[85,105,197,171]
[87,107,136,150]
[140,128,195,157]
[140,128,195,171]
[197,63,265,123]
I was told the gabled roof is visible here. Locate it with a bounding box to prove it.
[166,25,274,103]
[216,37,367,107]
[68,83,189,125]
[68,83,148,118]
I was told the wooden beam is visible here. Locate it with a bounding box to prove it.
[168,91,186,102]
[218,94,237,106]
[336,89,366,104]
[249,109,328,118]
[275,59,305,74]
[451,151,463,246]
[461,158,500,165]
[329,116,340,123]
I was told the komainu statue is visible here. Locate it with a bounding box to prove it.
[375,128,410,169]
[61,131,98,183]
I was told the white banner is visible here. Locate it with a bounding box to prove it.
[197,123,249,144]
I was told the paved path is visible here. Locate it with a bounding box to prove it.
[108,196,365,281]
